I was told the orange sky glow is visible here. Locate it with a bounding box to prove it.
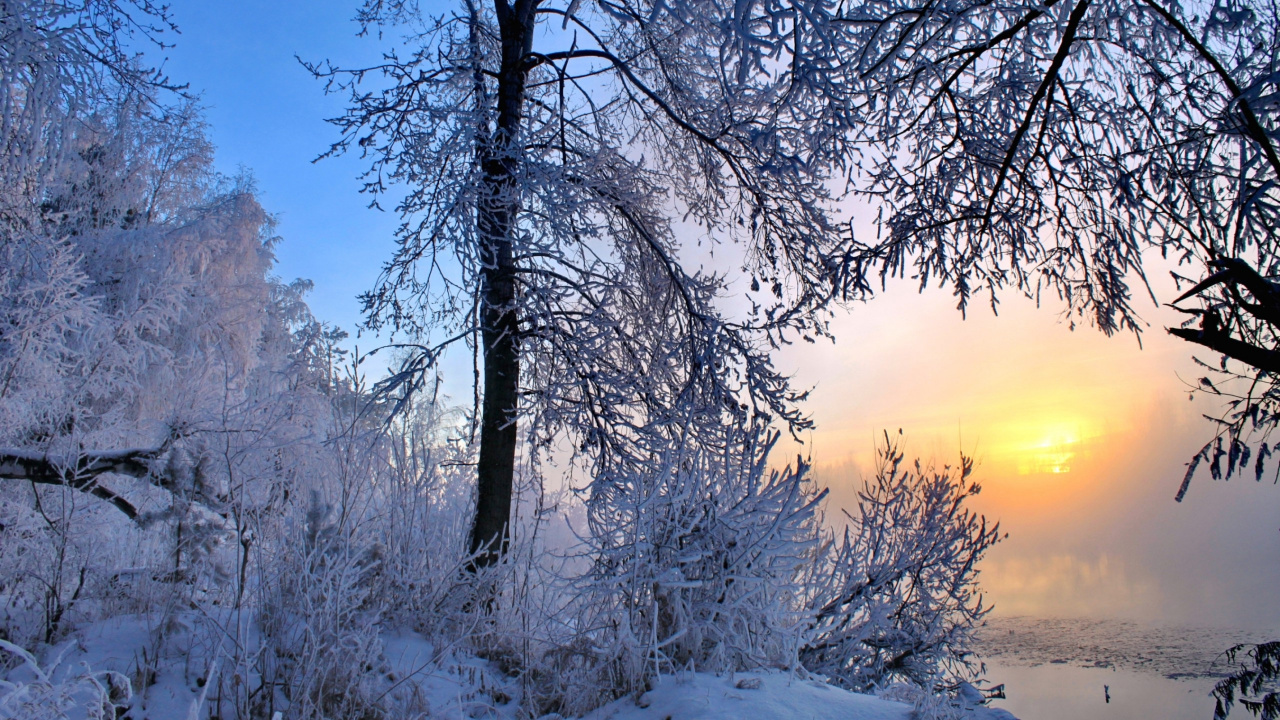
[781,273,1280,629]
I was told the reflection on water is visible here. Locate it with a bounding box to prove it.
[978,555,1164,619]
[975,616,1278,720]
[983,663,1213,720]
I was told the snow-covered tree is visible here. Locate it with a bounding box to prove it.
[0,0,199,513]
[0,0,178,210]
[0,1,341,654]
[312,0,870,567]
[743,0,1280,490]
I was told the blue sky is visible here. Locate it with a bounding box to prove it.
[161,1,402,346]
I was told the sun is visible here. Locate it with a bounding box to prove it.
[1014,422,1091,475]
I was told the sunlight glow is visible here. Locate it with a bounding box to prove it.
[978,418,1099,477]
[1017,423,1087,475]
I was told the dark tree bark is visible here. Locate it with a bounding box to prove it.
[468,0,537,569]
[1167,326,1280,376]
[1168,257,1280,377]
[0,447,163,521]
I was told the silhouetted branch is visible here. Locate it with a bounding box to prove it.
[1167,326,1280,376]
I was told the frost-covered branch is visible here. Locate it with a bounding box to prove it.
[0,435,224,523]
[0,447,164,520]
[802,432,1003,691]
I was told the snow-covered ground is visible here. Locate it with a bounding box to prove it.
[580,671,1016,720]
[1,614,1019,720]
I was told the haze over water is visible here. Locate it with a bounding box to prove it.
[787,278,1280,629]
[780,278,1280,716]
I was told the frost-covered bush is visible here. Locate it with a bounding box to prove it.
[0,640,131,720]
[528,413,822,715]
[232,385,476,720]
[256,489,387,720]
[0,0,333,657]
[364,391,477,634]
[801,432,1003,692]
[511,421,1001,716]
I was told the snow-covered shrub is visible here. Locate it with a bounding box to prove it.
[0,639,131,720]
[364,389,477,636]
[801,432,1003,692]
[239,381,478,720]
[488,411,1000,718]
[535,413,824,715]
[256,487,387,720]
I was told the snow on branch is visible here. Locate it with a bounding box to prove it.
[0,447,165,521]
[0,432,228,524]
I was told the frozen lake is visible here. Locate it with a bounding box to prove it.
[974,616,1278,720]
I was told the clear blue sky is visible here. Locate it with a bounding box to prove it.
[161,1,404,348]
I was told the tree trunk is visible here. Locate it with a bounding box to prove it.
[468,0,536,569]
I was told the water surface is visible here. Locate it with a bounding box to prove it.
[975,616,1277,720]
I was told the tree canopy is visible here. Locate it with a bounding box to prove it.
[758,0,1280,489]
